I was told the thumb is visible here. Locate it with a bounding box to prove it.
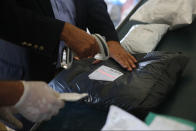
[92,59,102,64]
[0,107,23,129]
[74,56,80,60]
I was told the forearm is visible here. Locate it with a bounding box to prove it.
[0,81,24,107]
[60,23,99,58]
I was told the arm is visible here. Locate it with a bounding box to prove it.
[0,81,64,123]
[0,81,24,107]
[0,81,24,129]
[87,0,137,71]
[0,1,100,59]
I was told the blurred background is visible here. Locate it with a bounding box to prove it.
[104,0,141,27]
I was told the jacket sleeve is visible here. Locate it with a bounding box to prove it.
[0,0,65,57]
[86,0,119,42]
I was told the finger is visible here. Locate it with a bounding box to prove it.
[0,108,23,129]
[0,122,7,131]
[126,63,133,71]
[92,60,102,64]
[9,115,23,129]
[119,57,132,71]
[74,56,80,60]
[112,54,130,71]
[126,55,136,69]
[128,53,137,63]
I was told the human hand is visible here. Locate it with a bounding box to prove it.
[61,23,99,59]
[108,41,137,71]
[0,107,23,129]
[13,81,64,122]
[93,41,137,71]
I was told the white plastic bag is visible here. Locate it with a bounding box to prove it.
[130,0,196,29]
[102,106,150,130]
[120,24,169,54]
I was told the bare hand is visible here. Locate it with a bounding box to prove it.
[107,41,137,71]
[61,23,99,59]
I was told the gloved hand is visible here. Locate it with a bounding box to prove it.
[0,107,23,129]
[13,81,64,123]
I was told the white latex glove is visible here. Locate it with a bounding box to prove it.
[13,81,64,122]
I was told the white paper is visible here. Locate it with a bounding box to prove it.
[58,93,88,101]
[88,65,123,81]
[102,105,151,130]
[149,116,194,130]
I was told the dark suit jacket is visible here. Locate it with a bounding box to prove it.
[0,0,119,81]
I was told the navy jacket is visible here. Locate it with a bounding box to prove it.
[0,0,119,81]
